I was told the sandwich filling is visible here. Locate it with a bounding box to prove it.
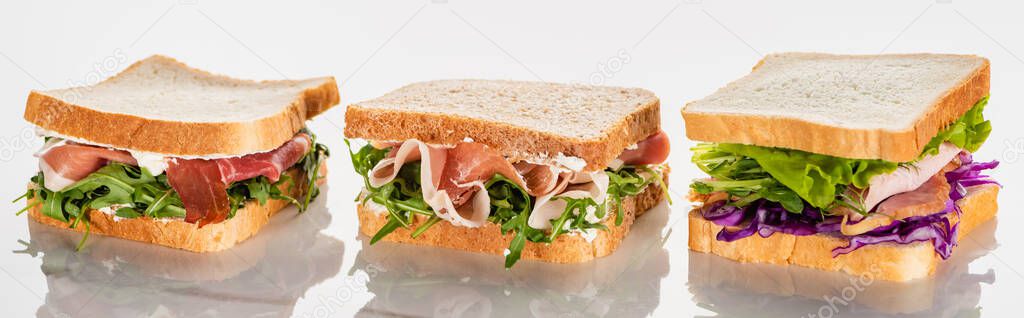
[690,97,999,259]
[348,131,671,268]
[16,130,329,247]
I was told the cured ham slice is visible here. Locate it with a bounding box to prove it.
[439,144,560,205]
[369,140,488,227]
[167,158,231,226]
[617,130,670,166]
[217,134,311,184]
[37,140,138,191]
[367,135,669,230]
[438,143,522,206]
[166,134,311,227]
[369,140,568,228]
[528,171,610,230]
[514,162,561,196]
[862,142,960,211]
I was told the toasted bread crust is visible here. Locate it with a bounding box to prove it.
[26,167,321,252]
[682,54,990,162]
[23,55,340,156]
[344,83,661,172]
[688,184,998,281]
[357,166,669,263]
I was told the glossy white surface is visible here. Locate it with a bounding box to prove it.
[2,1,1023,317]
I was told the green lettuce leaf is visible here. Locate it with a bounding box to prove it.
[691,96,992,211]
[920,96,991,157]
[713,143,898,209]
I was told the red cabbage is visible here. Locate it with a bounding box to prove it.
[700,151,998,259]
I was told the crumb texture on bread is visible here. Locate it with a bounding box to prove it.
[357,166,668,264]
[27,168,312,252]
[345,80,660,171]
[688,184,998,281]
[682,53,990,162]
[24,55,340,156]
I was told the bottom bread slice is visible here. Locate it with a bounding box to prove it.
[688,184,999,281]
[27,167,317,253]
[357,167,669,264]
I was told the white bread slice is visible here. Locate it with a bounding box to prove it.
[24,55,340,157]
[357,166,668,264]
[345,80,661,171]
[682,53,990,162]
[689,218,997,315]
[688,184,998,281]
[27,166,325,252]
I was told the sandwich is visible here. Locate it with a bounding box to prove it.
[15,55,338,252]
[344,79,671,267]
[682,53,1000,281]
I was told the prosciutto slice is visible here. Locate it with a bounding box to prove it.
[167,159,231,226]
[368,140,569,228]
[368,141,610,230]
[528,171,610,230]
[167,134,311,227]
[367,134,667,230]
[439,143,562,205]
[217,134,311,184]
[37,140,138,191]
[369,140,487,227]
[617,130,670,166]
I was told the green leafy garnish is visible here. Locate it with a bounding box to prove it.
[920,96,991,157]
[298,132,330,211]
[606,166,657,225]
[347,141,667,268]
[16,132,330,250]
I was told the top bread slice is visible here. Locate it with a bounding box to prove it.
[682,53,990,162]
[24,55,340,157]
[344,79,661,171]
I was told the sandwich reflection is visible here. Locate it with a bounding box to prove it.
[17,187,344,318]
[352,201,672,318]
[688,219,999,318]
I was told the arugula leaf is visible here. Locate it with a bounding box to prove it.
[484,174,537,268]
[299,134,330,211]
[371,216,404,244]
[606,167,655,225]
[346,139,389,190]
[41,190,68,223]
[115,207,142,218]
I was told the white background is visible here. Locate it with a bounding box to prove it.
[1,0,1022,317]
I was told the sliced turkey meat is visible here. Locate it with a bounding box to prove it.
[861,142,960,211]
[841,163,956,236]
